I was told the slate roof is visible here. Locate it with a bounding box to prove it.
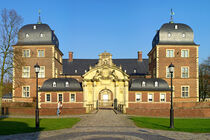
[152,23,196,48]
[39,78,82,92]
[129,78,170,91]
[62,59,149,76]
[16,24,59,48]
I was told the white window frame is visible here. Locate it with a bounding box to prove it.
[45,93,51,102]
[25,33,29,38]
[166,49,174,57]
[142,81,146,87]
[166,66,174,78]
[22,86,30,97]
[22,66,30,78]
[65,81,69,87]
[155,81,158,87]
[53,82,56,87]
[168,32,171,38]
[40,33,44,37]
[70,93,76,102]
[22,49,30,57]
[181,49,189,58]
[38,66,45,78]
[181,86,190,98]
[37,49,45,57]
[58,93,63,102]
[135,93,142,102]
[160,93,166,102]
[148,93,153,102]
[181,66,189,78]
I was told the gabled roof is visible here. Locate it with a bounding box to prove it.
[62,59,149,76]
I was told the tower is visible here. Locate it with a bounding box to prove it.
[13,22,63,102]
[148,22,199,102]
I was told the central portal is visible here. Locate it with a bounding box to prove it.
[99,89,113,108]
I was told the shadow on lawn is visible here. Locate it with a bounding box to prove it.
[0,117,44,137]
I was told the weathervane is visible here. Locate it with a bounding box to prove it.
[170,9,175,23]
[37,9,42,24]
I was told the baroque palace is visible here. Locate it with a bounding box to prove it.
[12,19,199,115]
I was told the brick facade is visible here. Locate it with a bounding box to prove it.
[13,45,63,102]
[148,45,199,102]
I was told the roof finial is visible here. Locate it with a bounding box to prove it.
[170,9,175,23]
[37,9,42,24]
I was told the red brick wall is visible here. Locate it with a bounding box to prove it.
[1,107,85,116]
[129,91,170,102]
[13,45,63,102]
[157,45,198,102]
[126,102,210,118]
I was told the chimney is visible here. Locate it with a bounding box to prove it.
[69,52,73,62]
[138,51,142,62]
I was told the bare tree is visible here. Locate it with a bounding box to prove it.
[0,9,23,115]
[199,57,210,101]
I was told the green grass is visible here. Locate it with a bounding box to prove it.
[130,117,210,133]
[0,118,80,135]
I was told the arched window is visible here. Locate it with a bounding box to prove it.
[155,81,158,87]
[25,33,29,38]
[53,82,56,87]
[168,33,171,38]
[65,81,69,87]
[134,69,136,73]
[40,33,44,37]
[142,81,146,87]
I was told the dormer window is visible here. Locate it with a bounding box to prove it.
[175,25,178,29]
[25,33,29,38]
[168,33,171,38]
[65,81,69,87]
[155,81,158,87]
[33,25,36,29]
[40,33,44,37]
[142,81,146,87]
[53,82,56,87]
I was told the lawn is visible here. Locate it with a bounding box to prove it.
[0,117,81,135]
[130,116,210,133]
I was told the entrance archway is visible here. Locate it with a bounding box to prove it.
[98,89,113,108]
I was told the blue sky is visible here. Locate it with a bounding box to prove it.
[1,0,209,62]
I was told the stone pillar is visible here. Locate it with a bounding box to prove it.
[93,81,96,108]
[124,81,129,113]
